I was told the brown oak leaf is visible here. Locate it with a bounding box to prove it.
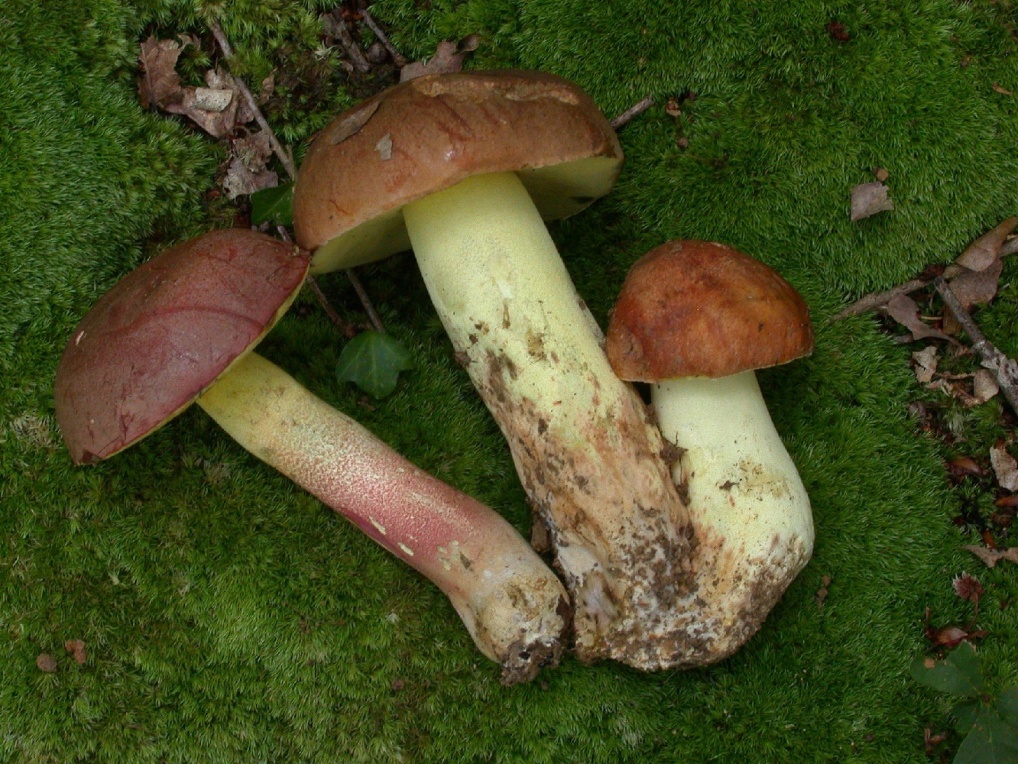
[138,36,186,110]
[965,544,1018,567]
[955,216,1018,271]
[884,294,951,342]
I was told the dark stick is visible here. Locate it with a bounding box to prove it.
[611,96,654,130]
[211,21,386,333]
[209,21,297,179]
[276,226,358,337]
[934,276,1018,415]
[346,269,386,334]
[327,13,371,73]
[307,276,359,338]
[361,9,408,67]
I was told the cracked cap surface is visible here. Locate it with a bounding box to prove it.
[293,69,623,273]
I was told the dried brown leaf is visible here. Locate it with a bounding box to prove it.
[971,369,1000,406]
[965,544,1018,567]
[948,259,1004,309]
[952,572,984,602]
[223,160,277,199]
[138,36,185,110]
[993,82,1014,96]
[850,181,894,221]
[912,346,939,385]
[947,456,984,478]
[36,653,57,673]
[400,35,480,82]
[223,131,277,199]
[991,441,1018,491]
[885,294,952,342]
[955,216,1018,271]
[930,625,973,649]
[328,100,381,146]
[164,69,252,138]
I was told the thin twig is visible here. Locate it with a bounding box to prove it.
[360,9,408,67]
[211,21,386,334]
[324,11,371,73]
[208,20,297,179]
[611,96,654,130]
[833,237,1018,321]
[935,276,1018,415]
[308,276,359,338]
[346,269,386,333]
[275,226,357,337]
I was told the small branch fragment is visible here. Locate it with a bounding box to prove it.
[208,22,297,179]
[610,96,655,130]
[322,11,372,73]
[346,269,386,333]
[360,9,408,67]
[934,277,1018,415]
[307,276,358,338]
[833,226,1018,321]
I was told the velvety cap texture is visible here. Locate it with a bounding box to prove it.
[54,229,309,464]
[293,69,622,267]
[606,240,814,381]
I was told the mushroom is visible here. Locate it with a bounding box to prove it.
[293,70,697,669]
[53,228,569,684]
[605,239,816,659]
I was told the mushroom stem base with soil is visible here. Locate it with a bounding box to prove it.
[402,171,698,668]
[652,371,814,657]
[196,351,569,684]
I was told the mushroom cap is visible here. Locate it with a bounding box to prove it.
[606,240,814,381]
[54,229,310,464]
[292,69,623,274]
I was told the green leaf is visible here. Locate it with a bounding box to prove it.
[956,700,982,735]
[912,642,986,698]
[954,707,1018,764]
[336,331,414,399]
[997,688,1018,729]
[250,182,294,226]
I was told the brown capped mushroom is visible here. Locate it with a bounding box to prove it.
[54,228,569,684]
[293,71,697,669]
[606,239,816,661]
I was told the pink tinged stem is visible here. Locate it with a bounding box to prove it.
[195,351,568,684]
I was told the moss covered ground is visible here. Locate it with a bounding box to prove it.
[2,0,1018,761]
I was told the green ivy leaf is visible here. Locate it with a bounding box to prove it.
[911,642,986,698]
[336,330,414,399]
[250,182,294,226]
[997,688,1018,728]
[954,707,1018,764]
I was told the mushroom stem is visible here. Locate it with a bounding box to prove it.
[402,171,696,667]
[652,370,814,656]
[195,351,569,684]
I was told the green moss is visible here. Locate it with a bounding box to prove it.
[3,0,1018,761]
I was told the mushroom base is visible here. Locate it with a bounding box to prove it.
[196,351,569,684]
[652,371,815,661]
[403,171,703,669]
